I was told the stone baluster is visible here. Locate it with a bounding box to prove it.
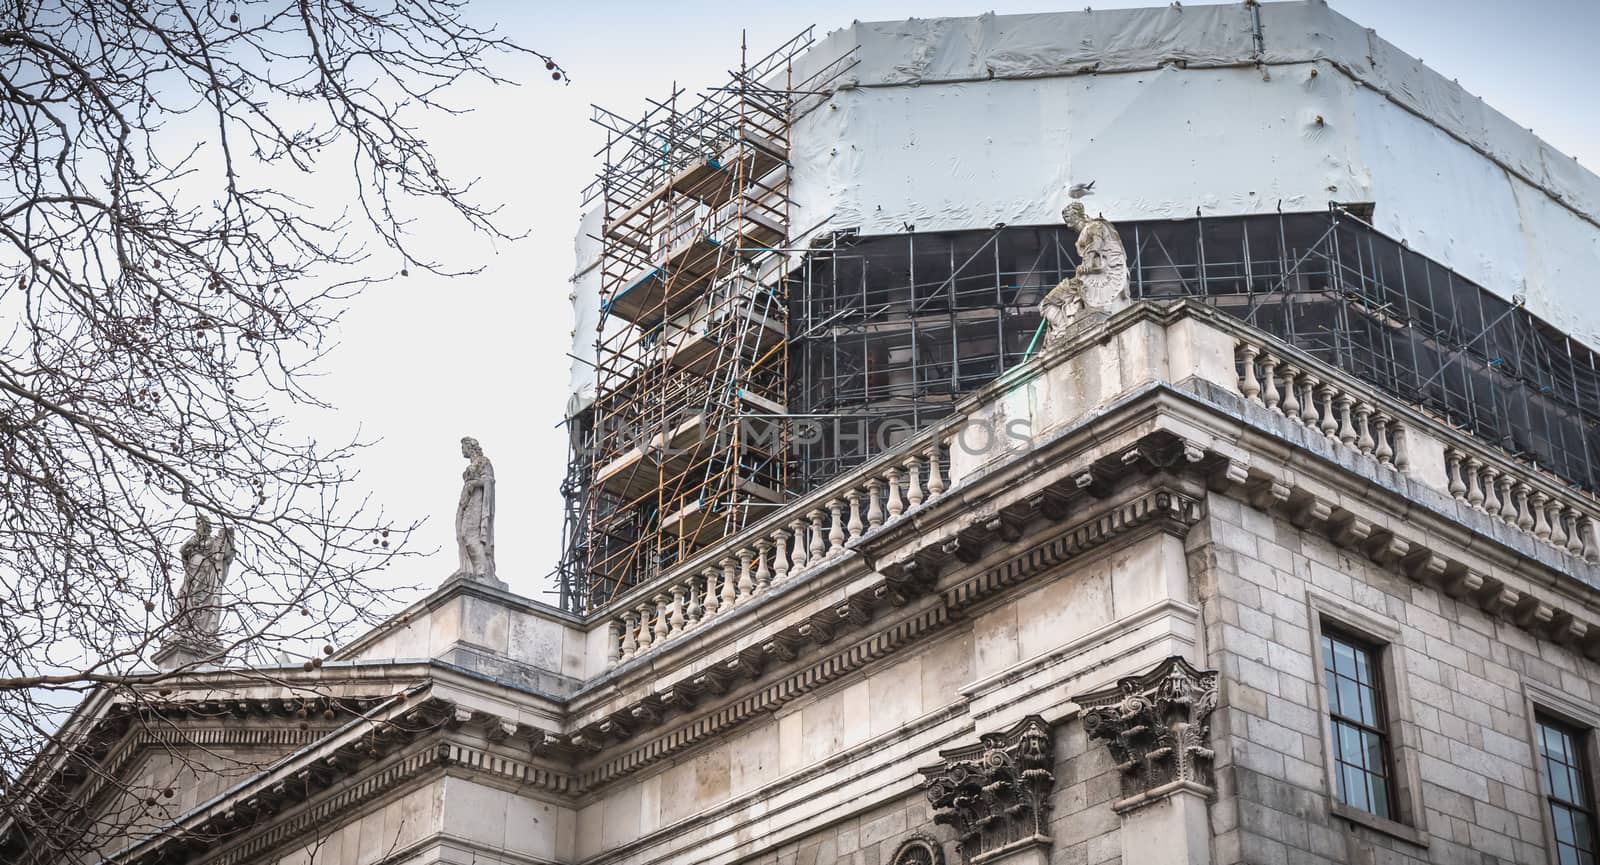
[686,577,704,628]
[867,480,885,529]
[653,594,672,643]
[1514,484,1535,532]
[1391,423,1410,472]
[1281,366,1303,422]
[1446,450,1466,498]
[1374,414,1394,466]
[886,467,906,518]
[610,619,625,666]
[1355,403,1375,454]
[1466,458,1485,510]
[701,566,721,619]
[1532,492,1553,540]
[906,454,926,508]
[1498,475,1518,523]
[719,557,738,611]
[1481,467,1502,517]
[754,540,773,592]
[1566,509,1586,557]
[623,611,641,659]
[1238,343,1261,402]
[1335,394,1357,447]
[736,549,755,601]
[1260,353,1282,413]
[827,499,846,556]
[790,519,811,571]
[637,603,655,652]
[1551,503,1571,550]
[1317,383,1339,439]
[772,529,792,583]
[927,440,948,498]
[668,585,687,635]
[1582,516,1600,563]
[1299,377,1321,428]
[808,509,827,561]
[846,490,865,541]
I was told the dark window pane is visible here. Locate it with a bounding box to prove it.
[1322,630,1394,821]
[1540,715,1599,862]
[1367,770,1392,820]
[1338,677,1361,721]
[1358,683,1379,726]
[1342,762,1369,812]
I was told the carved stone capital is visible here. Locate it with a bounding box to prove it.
[919,716,1054,865]
[1075,655,1220,812]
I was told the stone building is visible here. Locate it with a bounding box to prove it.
[11,5,1600,865]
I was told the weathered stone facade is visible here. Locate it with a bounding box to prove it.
[12,296,1600,865]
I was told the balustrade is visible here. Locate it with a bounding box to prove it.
[1235,340,1409,470]
[607,431,955,666]
[1446,446,1600,563]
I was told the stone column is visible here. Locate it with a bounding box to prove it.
[1074,655,1220,865]
[918,716,1054,865]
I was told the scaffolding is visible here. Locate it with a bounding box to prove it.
[559,40,1600,615]
[562,29,854,613]
[787,207,1600,504]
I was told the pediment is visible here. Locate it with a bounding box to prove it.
[5,683,422,865]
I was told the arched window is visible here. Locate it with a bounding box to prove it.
[888,835,944,865]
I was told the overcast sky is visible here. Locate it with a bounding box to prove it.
[306,0,1600,609]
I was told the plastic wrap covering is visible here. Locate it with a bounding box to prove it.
[781,2,1600,346]
[567,205,603,416]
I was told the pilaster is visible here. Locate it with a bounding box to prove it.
[1075,655,1220,865]
[919,716,1054,865]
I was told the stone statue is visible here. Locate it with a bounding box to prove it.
[1040,202,1130,345]
[454,436,497,582]
[177,514,235,639]
[156,514,235,668]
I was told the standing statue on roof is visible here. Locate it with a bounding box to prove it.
[155,514,236,669]
[454,436,498,583]
[1041,202,1130,345]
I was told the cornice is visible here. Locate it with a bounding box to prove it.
[1166,379,1600,662]
[96,695,577,865]
[26,303,1600,865]
[572,479,1205,795]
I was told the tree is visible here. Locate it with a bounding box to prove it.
[0,0,561,857]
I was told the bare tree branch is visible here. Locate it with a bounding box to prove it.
[0,1,563,858]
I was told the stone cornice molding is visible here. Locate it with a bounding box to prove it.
[573,303,1207,691]
[1184,387,1600,665]
[568,396,1212,715]
[96,695,576,865]
[920,716,1055,865]
[573,481,1205,793]
[1074,655,1220,813]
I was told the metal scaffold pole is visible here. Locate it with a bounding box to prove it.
[555,27,857,613]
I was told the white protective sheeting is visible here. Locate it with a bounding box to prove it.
[571,0,1600,406]
[567,204,603,417]
[782,1,1600,345]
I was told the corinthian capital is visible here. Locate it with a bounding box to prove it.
[918,716,1054,864]
[1075,655,1219,812]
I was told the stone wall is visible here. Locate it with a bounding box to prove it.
[343,580,589,696]
[1195,488,1598,864]
[738,715,1122,865]
[568,528,1194,865]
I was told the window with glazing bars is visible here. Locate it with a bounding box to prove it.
[1538,715,1599,865]
[1321,630,1395,819]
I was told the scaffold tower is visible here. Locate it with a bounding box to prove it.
[561,29,854,612]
